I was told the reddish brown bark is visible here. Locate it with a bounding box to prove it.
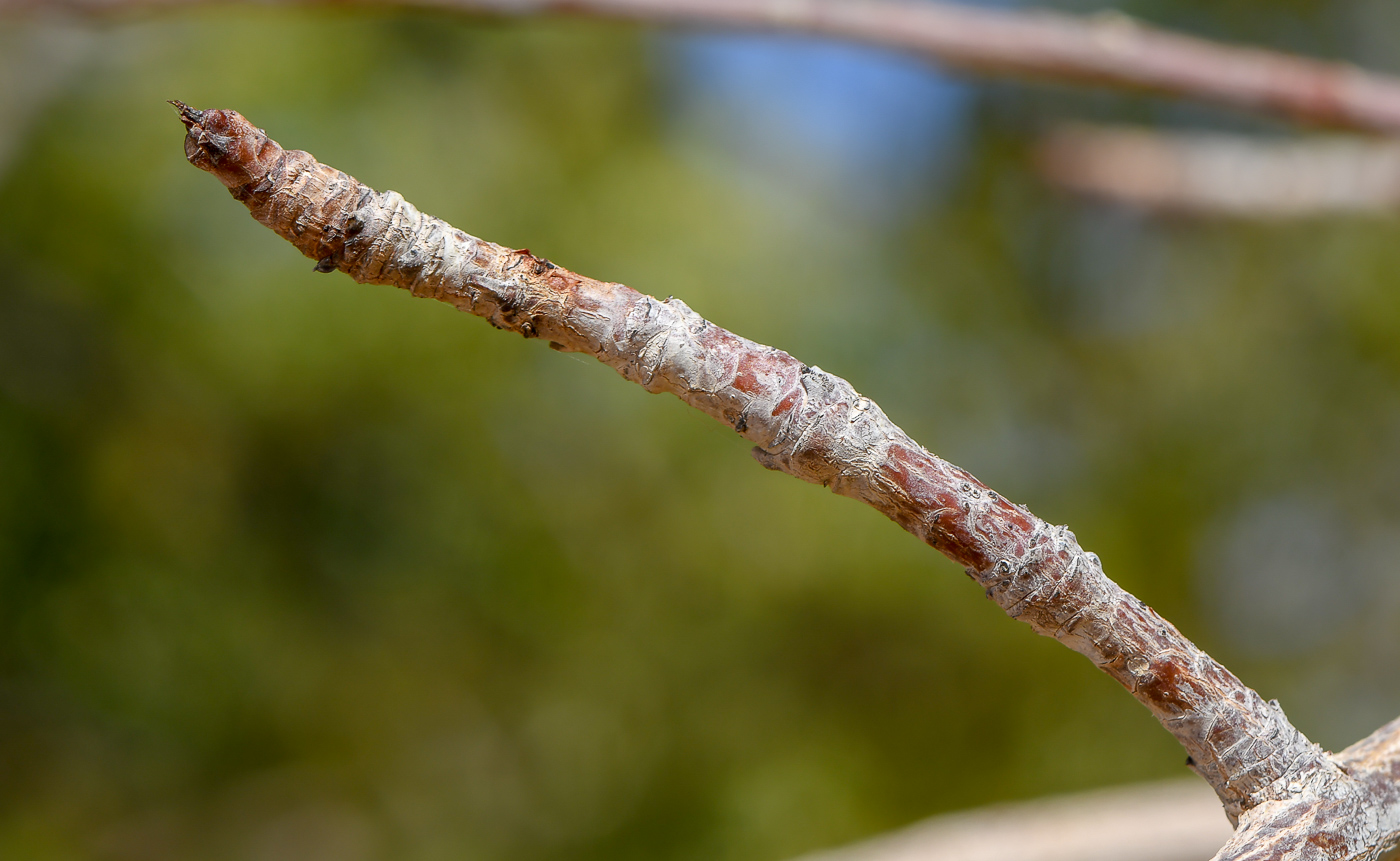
[11,0,1400,134]
[171,106,1400,858]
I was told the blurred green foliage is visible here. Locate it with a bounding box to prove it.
[2,4,1400,860]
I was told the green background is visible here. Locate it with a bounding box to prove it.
[2,3,1399,859]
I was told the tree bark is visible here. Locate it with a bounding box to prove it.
[172,102,1400,859]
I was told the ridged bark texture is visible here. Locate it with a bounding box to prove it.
[1213,717,1400,860]
[175,104,1398,855]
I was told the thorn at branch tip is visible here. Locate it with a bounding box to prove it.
[168,100,205,128]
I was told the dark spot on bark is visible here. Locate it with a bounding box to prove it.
[734,414,748,433]
[201,132,231,159]
[509,248,554,276]
[521,321,536,338]
[313,256,336,273]
[800,364,811,374]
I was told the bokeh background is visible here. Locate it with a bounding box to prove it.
[4,2,1400,859]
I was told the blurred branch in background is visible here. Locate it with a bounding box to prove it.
[1039,125,1400,217]
[0,25,94,178]
[790,780,1232,861]
[10,0,1400,134]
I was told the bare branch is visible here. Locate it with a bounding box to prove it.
[10,0,1400,135]
[790,780,1232,861]
[171,102,1369,840]
[1039,125,1400,217]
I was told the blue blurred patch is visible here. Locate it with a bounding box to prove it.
[657,31,973,218]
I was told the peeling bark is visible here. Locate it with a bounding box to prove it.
[1209,718,1400,860]
[173,102,1400,858]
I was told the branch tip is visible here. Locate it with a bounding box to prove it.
[168,99,205,128]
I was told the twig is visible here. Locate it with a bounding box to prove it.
[9,0,1400,134]
[170,104,1400,860]
[1039,125,1400,216]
